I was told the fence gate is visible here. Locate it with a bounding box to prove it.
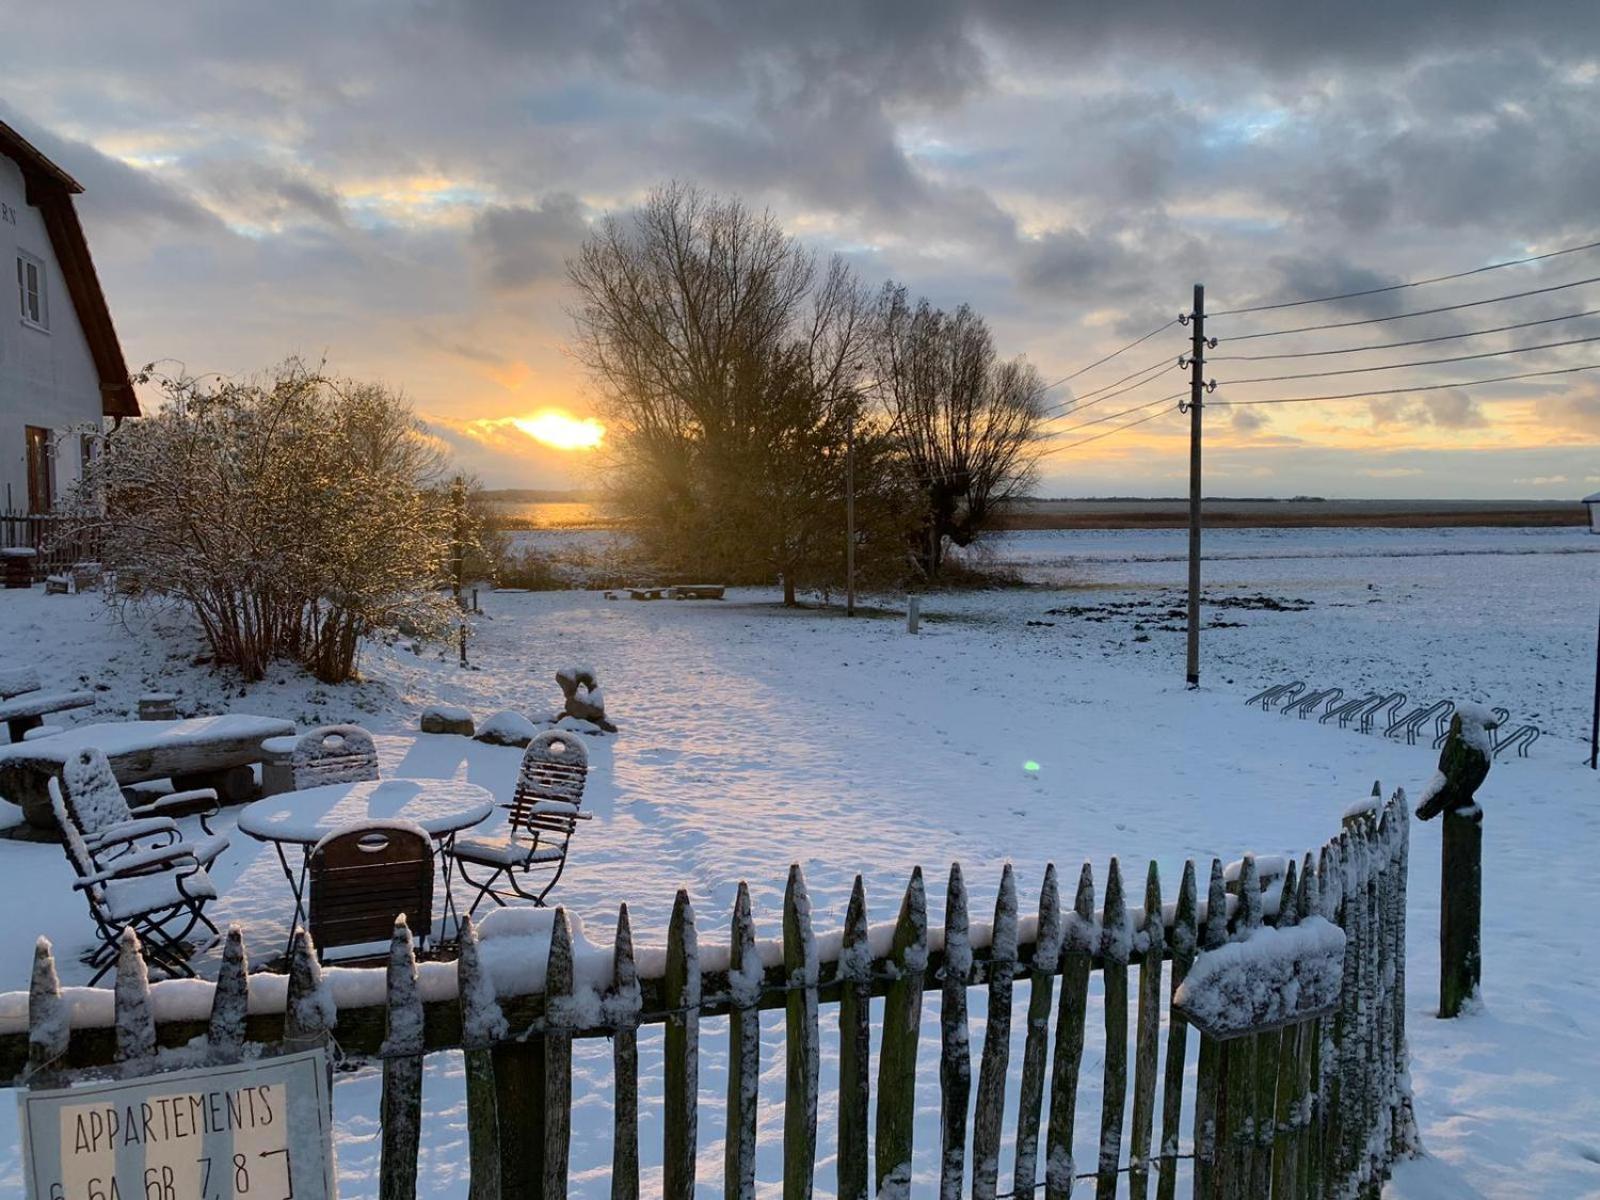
[3,791,1418,1199]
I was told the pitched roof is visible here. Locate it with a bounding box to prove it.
[0,119,138,419]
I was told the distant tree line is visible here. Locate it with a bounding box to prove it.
[567,183,1045,603]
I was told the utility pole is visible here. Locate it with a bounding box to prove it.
[1184,284,1207,688]
[846,413,856,617]
[1590,601,1598,770]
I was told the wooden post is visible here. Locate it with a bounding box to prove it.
[113,927,156,1074]
[837,877,872,1200]
[284,926,335,1111]
[1044,863,1095,1200]
[1096,859,1131,1200]
[1127,862,1163,1200]
[1012,864,1061,1197]
[784,866,819,1200]
[727,883,760,1200]
[207,927,250,1065]
[1185,282,1206,688]
[611,905,641,1200]
[457,917,506,1200]
[663,890,700,1200]
[972,864,1017,1200]
[543,910,575,1200]
[938,863,972,1200]
[1270,862,1301,1199]
[1156,861,1197,1200]
[26,937,68,1089]
[1439,806,1482,1017]
[1191,859,1227,1198]
[875,867,926,1200]
[380,917,424,1200]
[907,597,920,634]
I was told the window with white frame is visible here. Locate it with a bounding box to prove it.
[16,250,47,330]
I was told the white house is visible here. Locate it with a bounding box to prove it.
[1,119,138,514]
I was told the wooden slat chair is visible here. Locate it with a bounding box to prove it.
[453,731,592,917]
[57,746,228,869]
[308,821,433,962]
[50,781,219,984]
[292,724,380,790]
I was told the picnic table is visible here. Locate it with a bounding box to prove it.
[0,714,295,830]
[237,777,495,955]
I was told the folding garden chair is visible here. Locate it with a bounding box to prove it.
[51,781,219,984]
[452,731,591,916]
[56,746,229,869]
[307,821,433,961]
[292,724,381,789]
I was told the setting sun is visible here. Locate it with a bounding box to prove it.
[512,410,605,451]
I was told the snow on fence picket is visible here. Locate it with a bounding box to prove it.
[0,791,1418,1199]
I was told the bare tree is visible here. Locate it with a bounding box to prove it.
[569,184,910,601]
[870,284,1046,577]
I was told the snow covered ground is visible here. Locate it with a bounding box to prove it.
[0,525,1597,1198]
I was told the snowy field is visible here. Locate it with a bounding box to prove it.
[1,525,1598,1198]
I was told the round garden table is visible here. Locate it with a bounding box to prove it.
[237,778,495,956]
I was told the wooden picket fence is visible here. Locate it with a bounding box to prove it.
[2,789,1418,1199]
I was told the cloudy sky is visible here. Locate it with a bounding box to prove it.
[5,2,1599,496]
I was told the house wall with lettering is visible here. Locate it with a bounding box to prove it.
[0,154,103,513]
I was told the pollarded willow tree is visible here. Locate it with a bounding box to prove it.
[568,183,916,603]
[71,361,457,683]
[870,284,1047,578]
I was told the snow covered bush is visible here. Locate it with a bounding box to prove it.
[67,361,457,683]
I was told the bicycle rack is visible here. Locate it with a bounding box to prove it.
[1322,693,1379,726]
[1358,693,1407,734]
[1493,724,1541,759]
[1283,687,1342,719]
[1245,680,1304,711]
[1387,699,1454,746]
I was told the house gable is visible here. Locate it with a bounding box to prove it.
[0,119,137,419]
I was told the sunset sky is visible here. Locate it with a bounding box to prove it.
[4,3,1598,496]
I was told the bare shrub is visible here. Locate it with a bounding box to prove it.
[71,361,456,683]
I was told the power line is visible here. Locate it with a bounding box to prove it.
[1212,235,1600,316]
[1210,306,1600,362]
[1049,405,1177,452]
[1040,358,1180,421]
[1046,391,1185,436]
[1220,273,1600,341]
[1041,318,1179,390]
[1207,361,1600,407]
[1042,352,1179,414]
[1215,331,1600,387]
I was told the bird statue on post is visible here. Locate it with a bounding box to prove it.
[1416,705,1496,1017]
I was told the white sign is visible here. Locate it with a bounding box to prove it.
[18,1048,335,1200]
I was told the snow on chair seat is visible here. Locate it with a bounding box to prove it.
[291,724,380,790]
[450,836,568,867]
[96,857,220,924]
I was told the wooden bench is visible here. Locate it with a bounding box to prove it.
[627,585,669,601]
[669,584,726,600]
[0,714,296,831]
[0,669,95,744]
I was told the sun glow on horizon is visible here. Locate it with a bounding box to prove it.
[511,410,606,451]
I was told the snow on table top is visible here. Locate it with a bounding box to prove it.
[236,778,496,844]
[0,714,295,763]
